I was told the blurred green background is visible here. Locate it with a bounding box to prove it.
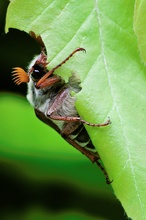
[0,1,126,219]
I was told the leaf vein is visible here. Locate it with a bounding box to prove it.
[95,0,144,214]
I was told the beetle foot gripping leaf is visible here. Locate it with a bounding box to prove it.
[95,160,112,184]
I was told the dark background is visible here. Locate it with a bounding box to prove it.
[0,1,127,219]
[0,1,40,96]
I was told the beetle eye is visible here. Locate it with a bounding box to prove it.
[31,64,46,81]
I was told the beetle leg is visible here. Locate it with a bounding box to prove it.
[46,87,111,127]
[36,47,85,87]
[36,75,61,89]
[49,114,111,127]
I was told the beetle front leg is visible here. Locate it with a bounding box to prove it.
[36,47,85,88]
[36,75,61,89]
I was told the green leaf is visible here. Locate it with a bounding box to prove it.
[134,0,146,64]
[5,0,146,219]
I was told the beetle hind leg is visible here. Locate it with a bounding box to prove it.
[95,160,112,184]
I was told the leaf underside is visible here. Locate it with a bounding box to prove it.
[6,0,146,219]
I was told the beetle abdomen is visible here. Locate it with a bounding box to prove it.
[69,123,97,153]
